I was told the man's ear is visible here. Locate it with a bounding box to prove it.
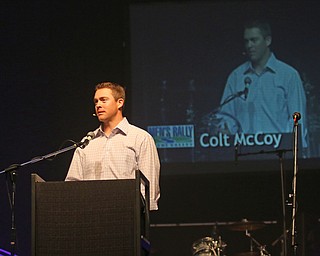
[266,35,272,47]
[117,98,124,109]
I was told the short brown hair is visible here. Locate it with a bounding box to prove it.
[244,20,272,38]
[95,82,126,103]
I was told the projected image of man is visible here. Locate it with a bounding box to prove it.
[218,20,307,147]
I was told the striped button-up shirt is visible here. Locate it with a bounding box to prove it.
[219,53,307,147]
[66,117,160,210]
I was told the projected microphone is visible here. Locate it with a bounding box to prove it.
[244,77,252,100]
[292,112,301,122]
[79,131,95,149]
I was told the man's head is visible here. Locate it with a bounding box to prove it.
[93,82,126,123]
[95,82,126,104]
[243,20,272,65]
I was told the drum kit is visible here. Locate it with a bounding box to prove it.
[192,236,226,256]
[192,219,271,256]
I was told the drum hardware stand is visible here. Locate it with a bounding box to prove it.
[245,230,270,256]
[271,229,289,254]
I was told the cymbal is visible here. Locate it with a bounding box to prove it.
[227,219,266,231]
[233,252,259,256]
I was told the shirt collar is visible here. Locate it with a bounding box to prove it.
[96,117,129,137]
[243,53,277,75]
[115,117,129,135]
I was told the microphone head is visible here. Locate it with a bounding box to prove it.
[244,76,252,85]
[87,131,95,140]
[293,112,301,121]
[79,131,95,149]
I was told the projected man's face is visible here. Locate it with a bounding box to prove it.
[244,27,271,65]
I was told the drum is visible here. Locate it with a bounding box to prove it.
[192,236,226,256]
[192,237,217,256]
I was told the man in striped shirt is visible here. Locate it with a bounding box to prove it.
[66,82,160,210]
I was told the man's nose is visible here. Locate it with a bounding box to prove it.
[247,40,254,48]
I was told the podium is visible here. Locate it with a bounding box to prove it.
[31,170,150,256]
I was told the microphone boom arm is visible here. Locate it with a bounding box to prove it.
[1,139,88,175]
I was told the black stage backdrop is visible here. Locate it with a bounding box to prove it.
[1,1,128,254]
[1,1,320,255]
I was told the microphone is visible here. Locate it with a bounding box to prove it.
[244,77,252,99]
[292,112,301,122]
[79,131,95,149]
[92,113,97,117]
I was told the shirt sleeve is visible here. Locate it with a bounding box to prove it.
[65,148,84,181]
[137,133,161,211]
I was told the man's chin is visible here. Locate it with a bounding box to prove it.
[248,54,256,61]
[97,116,106,122]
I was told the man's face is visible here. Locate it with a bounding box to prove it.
[93,88,123,122]
[244,27,271,64]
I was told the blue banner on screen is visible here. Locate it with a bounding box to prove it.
[147,122,294,163]
[148,125,195,148]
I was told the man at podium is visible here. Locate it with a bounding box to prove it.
[65,81,160,211]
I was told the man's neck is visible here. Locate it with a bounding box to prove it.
[102,115,124,136]
[252,51,271,75]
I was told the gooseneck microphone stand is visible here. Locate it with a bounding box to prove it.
[0,135,92,256]
[291,112,301,255]
[202,85,248,134]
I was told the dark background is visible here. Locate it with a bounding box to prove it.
[1,1,320,255]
